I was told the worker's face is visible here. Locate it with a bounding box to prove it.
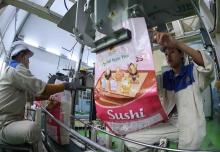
[164,48,183,69]
[20,52,30,69]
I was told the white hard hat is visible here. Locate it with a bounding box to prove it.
[10,41,33,58]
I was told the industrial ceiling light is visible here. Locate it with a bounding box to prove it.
[46,47,61,56]
[67,54,77,61]
[23,38,39,48]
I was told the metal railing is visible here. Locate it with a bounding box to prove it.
[41,107,114,152]
[39,107,217,152]
[70,115,216,152]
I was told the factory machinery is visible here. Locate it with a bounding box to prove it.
[0,0,220,151]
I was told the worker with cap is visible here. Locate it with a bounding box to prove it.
[0,41,80,151]
[125,32,214,151]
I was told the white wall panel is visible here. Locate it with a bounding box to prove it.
[29,46,75,81]
[19,14,96,69]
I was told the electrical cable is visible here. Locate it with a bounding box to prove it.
[64,0,69,11]
[86,49,89,66]
[14,8,19,36]
[68,41,78,69]
[0,8,18,73]
[209,0,216,33]
[1,9,17,40]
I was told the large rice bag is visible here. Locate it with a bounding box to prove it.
[46,80,72,145]
[95,17,168,135]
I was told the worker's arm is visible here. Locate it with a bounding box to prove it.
[35,84,66,101]
[41,83,65,96]
[176,41,204,66]
[34,84,64,101]
[40,81,82,95]
[35,95,50,101]
[12,64,78,97]
[154,32,204,66]
[35,84,65,103]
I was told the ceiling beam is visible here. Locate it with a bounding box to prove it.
[3,0,62,24]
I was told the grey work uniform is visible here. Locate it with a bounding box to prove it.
[0,63,46,145]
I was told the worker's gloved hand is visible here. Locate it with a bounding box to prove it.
[63,80,84,90]
[47,75,57,84]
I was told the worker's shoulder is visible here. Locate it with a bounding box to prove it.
[0,66,16,81]
[5,64,33,77]
[162,63,194,79]
[15,64,33,76]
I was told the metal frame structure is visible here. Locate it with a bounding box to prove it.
[0,142,33,152]
[39,107,217,152]
[41,107,114,152]
[70,114,217,152]
[0,1,219,151]
[217,0,220,33]
[2,0,62,24]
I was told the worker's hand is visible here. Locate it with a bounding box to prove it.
[46,100,60,110]
[47,75,57,84]
[49,94,60,101]
[153,32,178,49]
[63,80,84,91]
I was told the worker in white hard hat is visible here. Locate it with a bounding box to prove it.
[9,41,34,68]
[0,41,80,151]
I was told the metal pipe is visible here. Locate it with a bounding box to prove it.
[42,109,48,144]
[44,0,55,9]
[190,0,220,76]
[77,44,85,72]
[70,115,214,152]
[190,0,208,29]
[71,90,77,129]
[71,44,85,130]
[41,107,114,152]
[217,0,220,33]
[89,88,95,138]
[13,12,30,41]
[0,7,30,64]
[0,31,8,56]
[0,8,17,40]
